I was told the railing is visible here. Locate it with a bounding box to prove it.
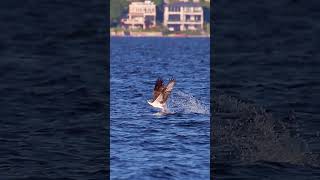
[167,20,202,24]
[183,10,202,13]
[122,19,145,24]
[185,20,202,22]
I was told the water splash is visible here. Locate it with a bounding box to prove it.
[168,90,210,115]
[213,93,320,167]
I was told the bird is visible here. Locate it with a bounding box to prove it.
[147,78,176,113]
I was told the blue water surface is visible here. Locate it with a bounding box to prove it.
[0,0,107,179]
[213,0,320,179]
[110,37,210,179]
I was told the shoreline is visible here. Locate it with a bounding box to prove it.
[110,30,210,38]
[110,35,210,38]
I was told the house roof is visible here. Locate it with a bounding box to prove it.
[166,2,201,8]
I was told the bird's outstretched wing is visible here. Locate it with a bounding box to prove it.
[152,78,164,102]
[161,78,176,104]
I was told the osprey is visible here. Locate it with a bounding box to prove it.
[147,78,176,112]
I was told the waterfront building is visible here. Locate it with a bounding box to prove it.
[121,0,156,30]
[163,1,204,31]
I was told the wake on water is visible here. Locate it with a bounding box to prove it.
[150,90,209,116]
[212,91,320,167]
[149,89,319,166]
[167,90,210,115]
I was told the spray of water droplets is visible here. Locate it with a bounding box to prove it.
[167,90,210,115]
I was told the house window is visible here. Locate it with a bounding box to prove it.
[185,15,191,21]
[195,15,201,21]
[169,6,180,12]
[168,15,180,21]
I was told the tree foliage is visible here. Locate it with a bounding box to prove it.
[152,0,163,6]
[110,0,128,26]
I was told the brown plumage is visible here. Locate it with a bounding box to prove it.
[152,78,176,104]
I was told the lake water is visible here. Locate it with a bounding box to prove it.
[110,37,210,179]
[213,0,320,179]
[0,0,107,179]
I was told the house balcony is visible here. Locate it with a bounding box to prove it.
[184,20,202,23]
[182,11,203,15]
[167,20,202,25]
[122,18,145,25]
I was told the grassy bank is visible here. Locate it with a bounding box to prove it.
[110,28,210,37]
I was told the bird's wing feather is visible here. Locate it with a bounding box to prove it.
[161,79,176,103]
[152,78,164,102]
[154,92,164,103]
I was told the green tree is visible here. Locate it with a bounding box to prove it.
[152,0,163,6]
[206,23,210,34]
[110,0,129,27]
[200,0,210,8]
[151,0,164,23]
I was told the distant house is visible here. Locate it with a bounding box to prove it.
[163,1,204,31]
[121,0,156,30]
